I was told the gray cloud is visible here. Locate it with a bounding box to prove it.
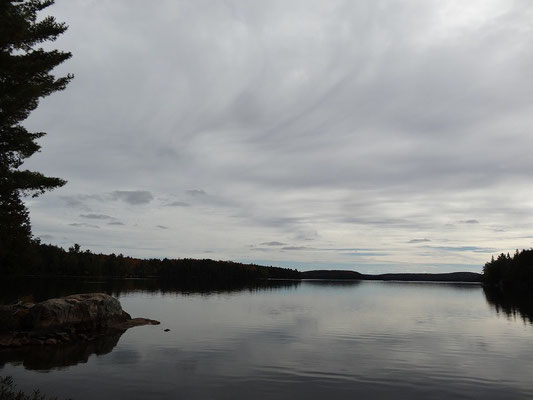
[111,191,153,205]
[108,221,125,226]
[408,238,431,244]
[166,201,191,207]
[69,223,100,229]
[61,196,88,209]
[460,220,480,224]
[428,246,496,253]
[293,231,320,241]
[344,252,389,257]
[156,225,170,230]
[186,190,207,197]
[80,213,113,220]
[260,241,287,246]
[60,194,102,210]
[39,234,54,240]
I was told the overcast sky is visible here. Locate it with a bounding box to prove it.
[22,0,533,273]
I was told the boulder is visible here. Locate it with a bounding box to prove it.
[0,293,159,348]
[30,293,130,332]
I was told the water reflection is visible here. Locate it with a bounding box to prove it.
[0,331,124,371]
[301,280,361,288]
[483,286,533,324]
[379,281,481,290]
[1,280,533,399]
[0,279,300,372]
[0,277,301,304]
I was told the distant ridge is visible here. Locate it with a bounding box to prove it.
[301,270,482,283]
[301,270,363,280]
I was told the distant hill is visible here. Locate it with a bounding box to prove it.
[362,272,482,282]
[301,270,481,282]
[301,270,364,280]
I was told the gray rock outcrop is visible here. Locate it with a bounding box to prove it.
[0,293,159,348]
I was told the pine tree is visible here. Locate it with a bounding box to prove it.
[1,0,73,269]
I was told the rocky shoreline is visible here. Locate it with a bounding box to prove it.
[0,293,159,348]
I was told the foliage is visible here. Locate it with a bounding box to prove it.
[483,249,533,287]
[0,376,66,400]
[0,0,72,266]
[1,242,301,282]
[0,189,32,272]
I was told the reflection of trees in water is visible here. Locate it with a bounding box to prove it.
[0,279,301,371]
[483,286,533,324]
[0,278,301,304]
[0,331,124,371]
[302,280,362,288]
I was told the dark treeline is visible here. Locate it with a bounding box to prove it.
[363,272,482,282]
[301,270,482,282]
[483,249,533,288]
[2,241,488,286]
[301,270,363,280]
[1,242,300,284]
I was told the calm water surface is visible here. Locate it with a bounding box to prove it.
[1,280,532,399]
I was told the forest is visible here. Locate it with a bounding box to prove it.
[1,241,301,283]
[483,248,533,287]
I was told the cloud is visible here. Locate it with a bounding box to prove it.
[156,225,170,230]
[108,221,125,226]
[186,189,207,197]
[408,238,431,243]
[61,196,87,209]
[428,246,495,253]
[111,191,153,205]
[22,0,533,272]
[68,223,100,229]
[282,246,312,251]
[344,252,389,257]
[80,213,113,220]
[260,241,287,246]
[60,194,102,210]
[39,234,54,240]
[293,230,320,241]
[166,201,191,207]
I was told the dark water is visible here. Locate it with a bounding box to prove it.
[1,279,532,399]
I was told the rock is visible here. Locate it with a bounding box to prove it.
[164,328,170,332]
[115,317,160,329]
[30,293,131,332]
[0,293,160,349]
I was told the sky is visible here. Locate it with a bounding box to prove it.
[22,0,533,273]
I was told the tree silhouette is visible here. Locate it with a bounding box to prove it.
[0,0,72,269]
[483,249,533,287]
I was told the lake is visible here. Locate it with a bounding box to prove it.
[1,279,532,399]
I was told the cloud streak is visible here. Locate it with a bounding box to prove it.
[80,214,113,220]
